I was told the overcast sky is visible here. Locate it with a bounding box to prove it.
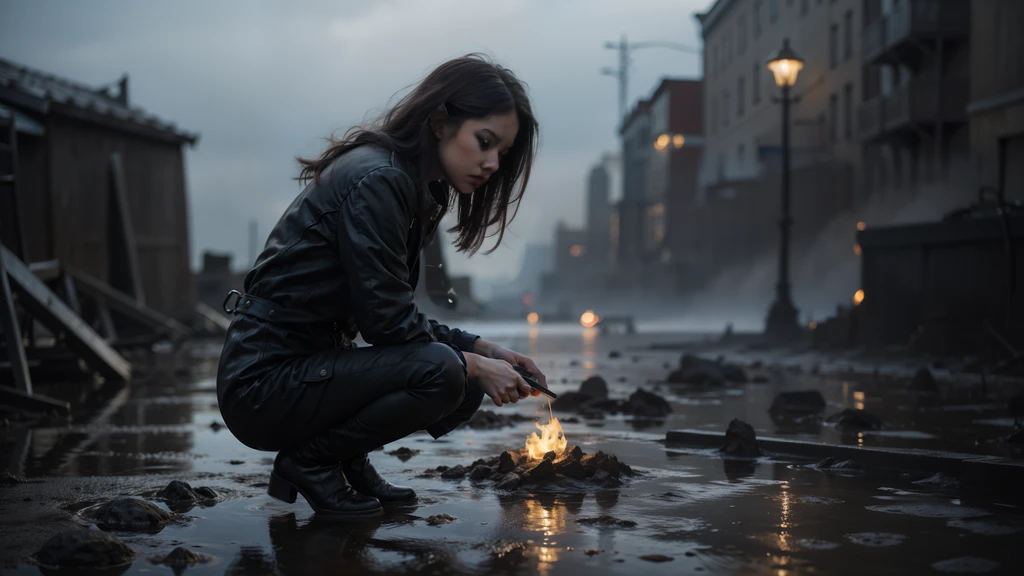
[0,0,706,289]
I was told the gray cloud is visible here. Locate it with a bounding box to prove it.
[0,0,706,282]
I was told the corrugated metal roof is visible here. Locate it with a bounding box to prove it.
[0,57,197,144]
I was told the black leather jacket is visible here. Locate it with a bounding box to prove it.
[241,143,479,357]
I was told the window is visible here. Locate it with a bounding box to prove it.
[829,93,839,142]
[753,1,762,37]
[844,10,853,60]
[830,24,839,69]
[738,77,745,117]
[738,16,747,54]
[753,62,761,104]
[801,0,809,16]
[844,83,854,140]
[770,0,779,23]
[723,91,730,127]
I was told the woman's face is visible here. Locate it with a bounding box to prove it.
[437,110,519,195]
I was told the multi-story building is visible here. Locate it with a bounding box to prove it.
[617,100,651,266]
[858,0,971,197]
[585,161,611,267]
[694,0,862,272]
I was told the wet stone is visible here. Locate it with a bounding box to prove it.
[209,421,223,431]
[425,514,457,526]
[156,480,217,502]
[440,465,467,479]
[554,458,586,480]
[845,532,906,547]
[462,410,533,430]
[470,465,493,481]
[640,554,674,562]
[720,418,760,457]
[498,450,521,473]
[151,546,213,568]
[95,497,176,531]
[36,528,136,569]
[769,391,826,414]
[543,451,556,462]
[386,447,421,461]
[495,473,522,491]
[524,459,555,483]
[577,515,637,528]
[931,557,1000,573]
[579,376,609,399]
[813,457,864,470]
[826,409,883,432]
[561,445,584,463]
[622,388,672,417]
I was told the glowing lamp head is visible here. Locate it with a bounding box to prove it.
[766,38,804,88]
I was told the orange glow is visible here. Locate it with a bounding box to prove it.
[580,310,599,328]
[525,416,567,460]
[527,312,539,325]
[672,134,685,148]
[809,321,817,330]
[853,289,865,306]
[569,244,585,257]
[857,221,867,231]
[654,133,670,151]
[853,243,862,256]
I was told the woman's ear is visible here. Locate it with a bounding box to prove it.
[429,105,449,140]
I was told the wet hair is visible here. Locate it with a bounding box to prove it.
[297,54,539,254]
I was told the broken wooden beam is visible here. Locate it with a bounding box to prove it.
[65,267,192,341]
[0,246,32,395]
[2,246,131,383]
[0,385,70,415]
[195,302,230,334]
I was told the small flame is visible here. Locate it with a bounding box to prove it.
[525,402,567,460]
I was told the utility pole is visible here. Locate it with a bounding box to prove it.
[601,35,700,128]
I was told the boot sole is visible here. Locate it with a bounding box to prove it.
[268,472,384,518]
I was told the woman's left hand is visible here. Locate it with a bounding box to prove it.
[474,339,546,397]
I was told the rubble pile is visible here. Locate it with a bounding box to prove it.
[422,445,638,491]
[552,376,672,419]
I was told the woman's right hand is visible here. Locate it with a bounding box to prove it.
[466,354,533,407]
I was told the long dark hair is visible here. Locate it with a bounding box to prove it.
[297,54,539,255]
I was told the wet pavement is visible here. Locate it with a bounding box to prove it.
[1,323,1022,574]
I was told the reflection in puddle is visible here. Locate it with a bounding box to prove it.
[523,498,568,574]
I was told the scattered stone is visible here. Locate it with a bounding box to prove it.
[470,465,493,481]
[425,514,457,526]
[209,421,223,432]
[552,391,597,412]
[95,497,176,531]
[1,469,25,486]
[667,354,725,385]
[577,515,637,528]
[585,548,600,556]
[495,473,522,491]
[845,532,906,547]
[752,375,770,384]
[617,376,627,383]
[609,351,622,358]
[156,480,218,502]
[36,529,136,568]
[554,458,586,480]
[524,459,555,483]
[579,376,609,399]
[229,460,245,465]
[23,496,32,502]
[462,410,533,430]
[640,554,674,562]
[769,391,826,414]
[498,450,521,473]
[386,447,421,461]
[720,419,760,457]
[150,546,213,568]
[563,417,581,424]
[910,368,938,392]
[622,388,672,417]
[560,445,584,463]
[440,465,467,479]
[826,409,883,432]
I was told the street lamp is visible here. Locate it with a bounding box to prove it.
[764,37,804,340]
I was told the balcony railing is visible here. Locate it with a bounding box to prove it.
[857,74,967,141]
[861,0,969,63]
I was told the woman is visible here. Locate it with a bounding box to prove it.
[216,55,545,519]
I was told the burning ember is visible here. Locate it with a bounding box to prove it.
[525,416,567,460]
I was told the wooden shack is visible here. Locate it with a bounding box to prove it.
[0,57,198,321]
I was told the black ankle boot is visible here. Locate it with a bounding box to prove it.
[342,454,417,505]
[268,448,383,518]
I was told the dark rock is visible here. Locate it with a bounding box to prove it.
[622,389,672,417]
[471,458,489,468]
[470,465,493,481]
[229,460,245,465]
[579,376,609,399]
[543,451,557,462]
[752,375,770,384]
[498,450,521,473]
[909,368,938,391]
[686,551,697,557]
[495,472,522,491]
[769,391,827,414]
[386,447,421,461]
[524,459,555,483]
[720,363,748,383]
[36,529,135,568]
[640,554,674,562]
[585,548,600,556]
[209,421,223,432]
[151,546,212,568]
[425,514,457,526]
[720,419,760,457]
[617,376,628,383]
[463,410,533,430]
[670,354,727,386]
[609,351,622,358]
[440,465,467,479]
[591,469,624,487]
[554,458,586,480]
[156,480,217,502]
[582,452,621,479]
[435,465,450,472]
[561,445,584,463]
[577,515,637,528]
[552,391,593,412]
[95,497,175,531]
[1,469,25,486]
[826,409,883,432]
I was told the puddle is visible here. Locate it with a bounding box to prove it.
[947,518,1024,536]
[845,532,907,547]
[931,557,1001,573]
[865,503,990,519]
[797,538,841,550]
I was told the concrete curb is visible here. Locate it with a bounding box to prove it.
[666,429,1024,497]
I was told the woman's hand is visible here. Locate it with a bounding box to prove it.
[474,339,547,398]
[465,353,534,407]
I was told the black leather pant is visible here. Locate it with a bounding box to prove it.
[217,313,483,461]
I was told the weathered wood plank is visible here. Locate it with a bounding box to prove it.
[0,247,32,395]
[0,385,70,415]
[2,245,131,382]
[108,153,145,304]
[67,267,192,340]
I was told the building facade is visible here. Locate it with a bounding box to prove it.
[585,161,611,267]
[617,100,651,265]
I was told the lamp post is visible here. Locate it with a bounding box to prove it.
[764,38,804,340]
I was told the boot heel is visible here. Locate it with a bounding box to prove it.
[268,472,297,503]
